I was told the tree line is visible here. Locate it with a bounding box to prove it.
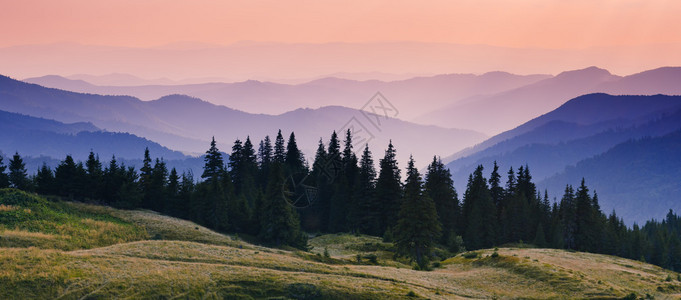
[0,129,679,271]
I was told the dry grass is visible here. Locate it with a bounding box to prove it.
[3,190,681,299]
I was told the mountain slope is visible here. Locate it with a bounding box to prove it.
[539,129,681,224]
[2,75,487,168]
[2,190,679,299]
[418,66,681,135]
[444,94,681,223]
[0,109,187,162]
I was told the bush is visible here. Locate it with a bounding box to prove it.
[383,228,393,243]
[447,235,464,253]
[491,251,499,258]
[364,254,378,264]
[286,283,322,300]
[463,251,479,259]
[323,247,330,258]
[406,290,417,297]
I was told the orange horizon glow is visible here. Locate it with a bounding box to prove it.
[1,0,681,49]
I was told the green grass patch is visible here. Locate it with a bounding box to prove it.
[0,189,147,250]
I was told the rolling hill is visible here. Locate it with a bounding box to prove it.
[1,189,679,299]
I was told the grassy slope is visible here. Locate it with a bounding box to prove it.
[2,189,681,299]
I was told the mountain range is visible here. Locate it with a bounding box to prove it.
[24,66,681,136]
[0,109,206,175]
[1,75,487,169]
[23,71,550,120]
[417,67,681,134]
[445,93,681,224]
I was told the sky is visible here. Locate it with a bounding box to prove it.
[1,0,680,79]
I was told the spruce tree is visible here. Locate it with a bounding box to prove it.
[257,136,273,188]
[8,152,29,190]
[395,156,441,269]
[374,141,402,234]
[356,144,378,234]
[139,148,154,208]
[148,158,168,212]
[54,155,86,199]
[559,185,577,249]
[166,167,181,215]
[425,156,460,249]
[273,130,286,164]
[259,163,307,249]
[85,151,103,200]
[202,137,225,182]
[305,138,330,232]
[0,156,9,189]
[462,165,496,250]
[284,132,306,175]
[34,163,55,195]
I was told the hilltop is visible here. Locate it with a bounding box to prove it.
[1,189,680,299]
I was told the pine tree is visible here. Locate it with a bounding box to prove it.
[489,161,503,208]
[257,135,273,188]
[559,185,577,249]
[139,147,153,208]
[374,141,402,234]
[166,167,181,215]
[177,171,194,219]
[34,163,56,195]
[300,138,330,232]
[0,156,10,189]
[395,156,441,269]
[284,132,306,175]
[273,130,286,164]
[148,158,168,212]
[8,152,29,190]
[85,151,103,200]
[425,156,460,249]
[462,165,496,250]
[202,137,225,182]
[54,155,86,199]
[356,144,378,234]
[259,163,307,249]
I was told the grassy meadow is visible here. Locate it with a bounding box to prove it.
[2,188,681,299]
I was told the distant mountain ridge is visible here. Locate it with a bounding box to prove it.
[0,109,187,161]
[444,93,681,224]
[417,66,681,135]
[23,71,551,120]
[1,75,487,168]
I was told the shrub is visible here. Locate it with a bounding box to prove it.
[364,254,378,264]
[491,251,499,258]
[463,252,479,259]
[286,283,322,300]
[323,247,330,258]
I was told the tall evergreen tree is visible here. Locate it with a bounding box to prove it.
[559,185,577,249]
[54,155,86,199]
[259,163,308,249]
[202,137,225,182]
[425,156,460,249]
[462,165,496,249]
[139,148,153,208]
[374,141,402,234]
[284,132,306,175]
[356,144,378,234]
[395,156,441,269]
[85,151,103,200]
[273,130,286,164]
[0,156,10,189]
[34,163,56,195]
[257,135,274,188]
[8,152,29,190]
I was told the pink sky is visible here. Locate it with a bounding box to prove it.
[3,0,680,48]
[1,0,680,80]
